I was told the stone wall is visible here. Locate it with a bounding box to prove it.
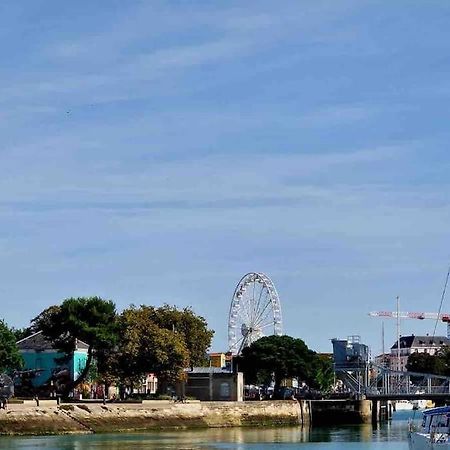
[0,406,87,435]
[0,400,306,436]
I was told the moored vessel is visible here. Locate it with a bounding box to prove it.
[396,400,414,411]
[409,406,450,449]
[412,399,432,410]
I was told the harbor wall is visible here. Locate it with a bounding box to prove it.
[310,399,373,425]
[0,400,307,436]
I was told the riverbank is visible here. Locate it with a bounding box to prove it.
[0,400,306,436]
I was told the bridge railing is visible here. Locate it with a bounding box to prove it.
[366,363,450,397]
[334,362,450,397]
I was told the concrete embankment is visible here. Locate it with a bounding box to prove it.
[310,400,374,425]
[0,400,307,436]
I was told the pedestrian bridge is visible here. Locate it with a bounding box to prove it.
[335,363,450,401]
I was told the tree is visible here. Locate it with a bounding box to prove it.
[12,327,33,342]
[438,347,450,376]
[310,354,334,391]
[406,351,447,375]
[32,297,118,395]
[237,335,316,392]
[136,304,214,367]
[113,306,190,392]
[0,319,23,373]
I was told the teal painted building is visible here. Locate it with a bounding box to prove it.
[17,331,89,388]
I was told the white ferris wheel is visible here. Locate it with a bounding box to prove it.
[228,272,283,355]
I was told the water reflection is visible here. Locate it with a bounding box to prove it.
[0,411,418,450]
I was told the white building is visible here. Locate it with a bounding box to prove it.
[132,373,158,395]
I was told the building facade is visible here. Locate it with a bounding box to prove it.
[17,331,89,392]
[389,335,450,372]
[184,367,244,401]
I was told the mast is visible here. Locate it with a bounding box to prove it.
[433,265,450,338]
[396,296,401,371]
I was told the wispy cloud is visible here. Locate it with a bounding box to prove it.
[1,0,450,354]
[299,104,375,126]
[0,1,364,108]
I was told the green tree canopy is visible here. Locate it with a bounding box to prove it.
[310,354,334,391]
[237,335,317,391]
[103,306,193,392]
[140,304,214,367]
[0,319,23,374]
[32,297,118,394]
[102,304,214,394]
[406,350,449,375]
[109,306,190,391]
[12,327,33,342]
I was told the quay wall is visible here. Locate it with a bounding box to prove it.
[310,400,373,425]
[0,400,306,436]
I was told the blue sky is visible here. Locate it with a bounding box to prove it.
[2,1,450,355]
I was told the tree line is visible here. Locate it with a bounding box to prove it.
[2,297,214,397]
[1,296,333,398]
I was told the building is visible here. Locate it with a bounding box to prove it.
[184,367,244,401]
[16,331,88,392]
[374,353,390,368]
[133,373,158,396]
[209,352,226,368]
[209,352,234,370]
[389,335,450,372]
[332,336,370,370]
[332,336,370,395]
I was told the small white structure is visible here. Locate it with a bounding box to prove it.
[133,373,158,395]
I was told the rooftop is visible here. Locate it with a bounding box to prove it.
[16,331,89,352]
[390,335,450,350]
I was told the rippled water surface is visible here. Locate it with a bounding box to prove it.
[0,410,418,449]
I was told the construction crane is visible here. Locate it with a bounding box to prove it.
[369,311,450,338]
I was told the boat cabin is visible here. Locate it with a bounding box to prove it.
[422,406,450,434]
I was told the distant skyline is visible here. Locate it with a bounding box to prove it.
[1,1,450,355]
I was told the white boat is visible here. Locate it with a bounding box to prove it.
[396,400,414,411]
[412,399,430,410]
[409,406,450,449]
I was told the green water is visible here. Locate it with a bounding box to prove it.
[0,411,416,449]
